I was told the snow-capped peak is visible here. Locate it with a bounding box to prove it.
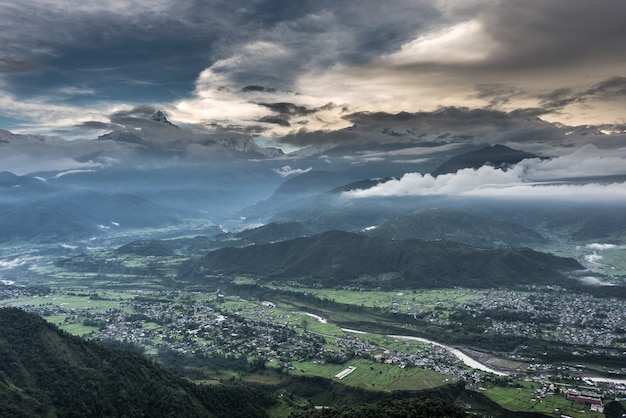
[151,111,176,127]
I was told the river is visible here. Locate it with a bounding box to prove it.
[297,312,626,380]
[586,376,626,386]
[388,335,510,376]
[299,311,623,381]
[297,310,510,376]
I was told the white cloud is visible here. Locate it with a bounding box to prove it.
[345,165,521,197]
[585,243,618,251]
[344,145,626,200]
[519,144,626,180]
[272,165,312,177]
[578,276,615,286]
[0,91,125,138]
[54,169,97,179]
[0,152,102,176]
[173,39,353,136]
[386,19,496,64]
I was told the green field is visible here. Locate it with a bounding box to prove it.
[0,291,134,311]
[484,382,604,418]
[273,286,489,311]
[274,358,449,391]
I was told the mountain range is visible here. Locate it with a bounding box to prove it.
[97,111,284,158]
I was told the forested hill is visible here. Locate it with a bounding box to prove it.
[196,230,583,289]
[0,308,274,417]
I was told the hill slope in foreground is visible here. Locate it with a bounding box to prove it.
[0,308,273,417]
[197,231,583,289]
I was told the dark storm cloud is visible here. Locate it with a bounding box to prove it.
[279,128,360,148]
[0,0,440,133]
[584,76,626,100]
[473,84,530,109]
[0,57,42,74]
[242,85,276,93]
[474,76,626,118]
[536,88,577,111]
[2,0,626,138]
[279,107,572,149]
[0,0,251,101]
[257,103,315,117]
[474,0,626,72]
[109,106,160,122]
[536,77,626,111]
[345,108,530,130]
[191,0,440,91]
[258,116,290,127]
[75,121,113,130]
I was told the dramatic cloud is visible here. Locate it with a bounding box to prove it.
[344,144,626,200]
[276,107,625,156]
[0,0,625,143]
[0,57,42,74]
[384,19,496,65]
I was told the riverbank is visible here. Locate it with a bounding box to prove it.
[388,335,510,376]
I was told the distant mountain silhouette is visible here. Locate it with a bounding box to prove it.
[431,144,538,176]
[369,208,547,248]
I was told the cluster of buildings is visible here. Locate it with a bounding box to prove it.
[455,289,625,349]
[4,286,626,409]
[565,389,603,410]
[0,283,49,300]
[6,290,495,385]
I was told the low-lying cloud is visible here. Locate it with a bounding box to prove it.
[272,165,312,177]
[344,145,626,200]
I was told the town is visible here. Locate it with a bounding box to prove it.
[2,282,625,416]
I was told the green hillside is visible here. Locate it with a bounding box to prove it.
[196,231,582,289]
[0,308,274,417]
[370,208,547,248]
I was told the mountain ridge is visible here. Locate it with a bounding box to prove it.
[431,144,539,176]
[0,307,275,417]
[97,111,283,158]
[369,208,548,248]
[194,230,582,289]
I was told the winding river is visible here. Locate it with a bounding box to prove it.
[300,312,625,382]
[387,335,510,376]
[298,311,509,376]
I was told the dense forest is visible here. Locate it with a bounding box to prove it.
[288,397,469,418]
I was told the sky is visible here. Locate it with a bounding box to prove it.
[1,0,626,142]
[1,0,626,204]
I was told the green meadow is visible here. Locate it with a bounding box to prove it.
[273,286,488,310]
[484,381,604,418]
[278,358,449,392]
